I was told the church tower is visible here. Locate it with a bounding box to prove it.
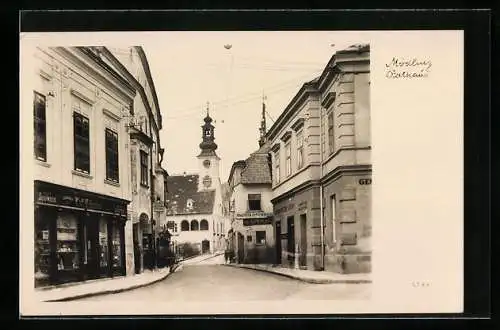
[197,103,220,191]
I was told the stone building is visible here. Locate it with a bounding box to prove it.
[30,46,136,287]
[227,102,274,264]
[165,108,228,255]
[266,44,371,273]
[99,47,168,273]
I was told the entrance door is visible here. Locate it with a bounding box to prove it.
[300,214,307,267]
[83,218,99,280]
[202,240,210,254]
[287,216,295,266]
[133,223,141,274]
[275,221,282,264]
[237,233,244,263]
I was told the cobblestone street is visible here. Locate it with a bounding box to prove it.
[80,255,370,302]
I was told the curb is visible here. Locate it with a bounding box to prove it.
[44,264,180,302]
[224,264,372,284]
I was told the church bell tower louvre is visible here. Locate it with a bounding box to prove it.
[197,102,220,192]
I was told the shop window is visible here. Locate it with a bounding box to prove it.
[248,194,262,211]
[200,219,209,231]
[33,91,47,162]
[56,214,80,271]
[190,220,199,231]
[112,224,122,268]
[285,142,291,177]
[34,212,50,285]
[296,130,304,169]
[181,220,190,231]
[105,128,119,182]
[99,218,109,268]
[256,231,266,245]
[73,112,90,173]
[247,235,252,242]
[328,111,335,154]
[140,150,148,186]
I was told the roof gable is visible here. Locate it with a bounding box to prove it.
[165,175,216,215]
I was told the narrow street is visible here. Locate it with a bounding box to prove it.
[80,255,370,302]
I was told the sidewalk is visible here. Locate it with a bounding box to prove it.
[224,263,371,284]
[35,252,224,302]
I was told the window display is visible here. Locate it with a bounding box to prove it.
[35,215,50,283]
[99,218,108,268]
[56,214,80,271]
[112,224,122,268]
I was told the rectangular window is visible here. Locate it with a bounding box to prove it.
[105,128,119,182]
[285,142,291,177]
[73,112,90,173]
[34,92,47,161]
[296,130,304,169]
[140,150,148,186]
[274,151,280,184]
[256,231,266,245]
[328,111,335,154]
[331,195,337,244]
[248,194,262,211]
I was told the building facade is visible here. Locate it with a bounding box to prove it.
[165,110,228,255]
[100,47,168,273]
[32,47,136,287]
[267,44,371,273]
[227,103,275,264]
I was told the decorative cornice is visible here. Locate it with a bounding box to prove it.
[270,143,281,153]
[291,118,305,132]
[130,128,154,147]
[321,164,372,185]
[321,91,336,109]
[70,88,95,105]
[271,179,321,204]
[280,131,292,143]
[102,108,121,122]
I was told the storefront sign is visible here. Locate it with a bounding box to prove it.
[235,211,273,219]
[297,201,307,211]
[154,202,165,213]
[359,178,372,185]
[275,204,294,215]
[35,181,128,217]
[243,217,273,226]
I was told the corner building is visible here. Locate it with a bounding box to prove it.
[31,47,135,287]
[267,44,371,273]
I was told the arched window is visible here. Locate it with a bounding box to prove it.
[190,220,199,231]
[181,220,190,231]
[200,219,209,231]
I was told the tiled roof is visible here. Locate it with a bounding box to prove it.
[240,145,272,185]
[165,174,215,215]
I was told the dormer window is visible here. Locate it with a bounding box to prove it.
[186,199,194,209]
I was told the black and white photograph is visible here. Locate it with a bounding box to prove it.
[20,29,464,316]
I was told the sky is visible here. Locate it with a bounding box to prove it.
[139,31,370,180]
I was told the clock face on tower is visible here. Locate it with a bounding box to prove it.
[203,159,211,168]
[202,175,212,188]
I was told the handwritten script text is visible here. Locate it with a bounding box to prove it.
[385,57,432,79]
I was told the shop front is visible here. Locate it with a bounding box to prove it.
[34,180,129,288]
[234,211,275,264]
[272,183,322,271]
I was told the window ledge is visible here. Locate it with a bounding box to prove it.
[72,170,93,179]
[35,160,51,168]
[104,179,120,187]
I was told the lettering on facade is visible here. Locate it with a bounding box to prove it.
[243,217,273,226]
[236,211,273,219]
[359,178,372,185]
[275,204,295,215]
[37,192,57,204]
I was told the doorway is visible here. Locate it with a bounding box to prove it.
[275,221,282,265]
[133,223,141,274]
[237,232,244,263]
[287,216,295,266]
[300,214,307,268]
[202,239,210,254]
[83,217,99,280]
